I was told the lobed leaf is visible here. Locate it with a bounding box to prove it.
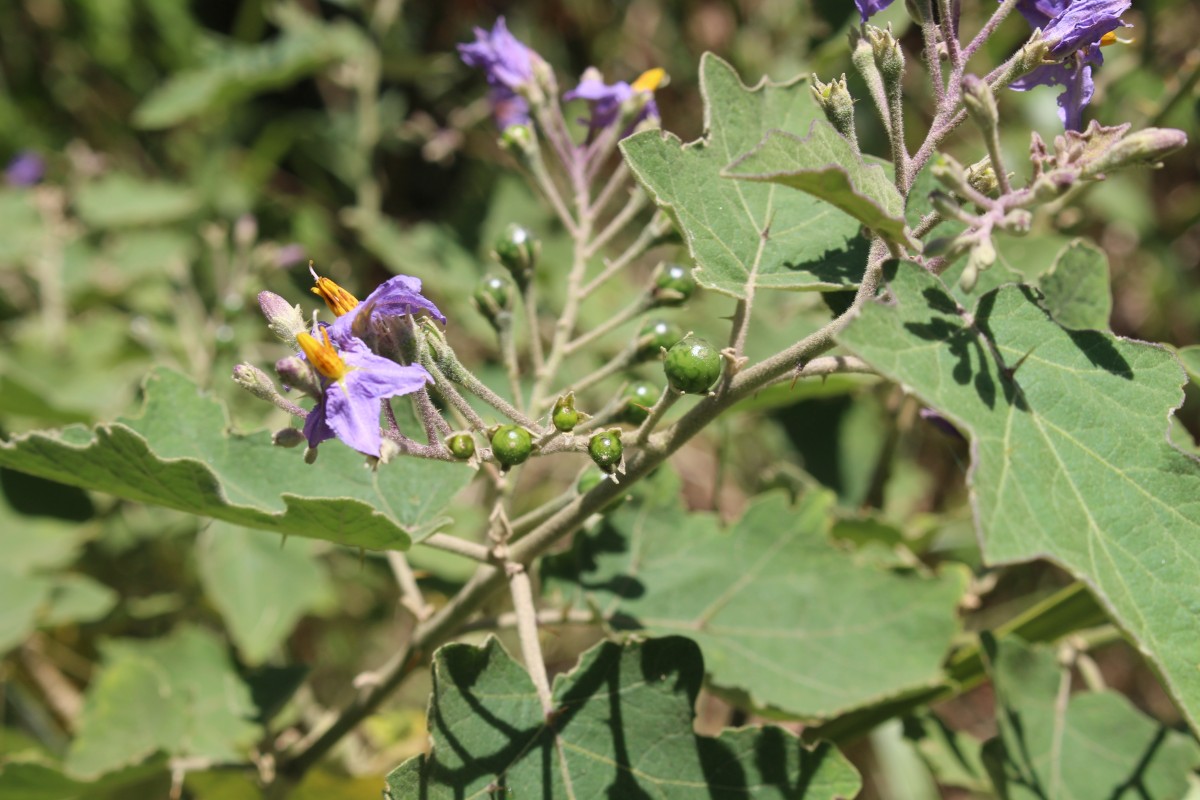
[723,122,912,248]
[544,480,967,720]
[837,261,1200,731]
[0,369,474,551]
[620,53,868,300]
[386,636,861,798]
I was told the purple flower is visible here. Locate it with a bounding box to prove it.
[564,68,662,136]
[328,274,446,346]
[855,0,897,21]
[491,86,531,130]
[297,329,431,456]
[5,151,44,186]
[1007,0,1128,130]
[458,17,538,92]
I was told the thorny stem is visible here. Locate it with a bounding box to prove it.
[564,295,652,355]
[581,212,669,297]
[277,244,889,780]
[634,389,679,445]
[497,321,526,412]
[560,348,636,401]
[938,0,964,73]
[919,0,945,104]
[589,159,632,216]
[963,0,1019,64]
[421,358,487,433]
[507,564,554,715]
[434,339,544,431]
[586,189,647,257]
[522,280,546,377]
[411,389,451,444]
[419,533,491,562]
[387,551,432,621]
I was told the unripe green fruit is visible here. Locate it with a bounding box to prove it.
[636,319,683,361]
[552,393,580,432]
[446,432,476,460]
[652,263,696,306]
[493,224,539,284]
[588,430,623,474]
[473,274,512,324]
[664,336,721,394]
[620,381,661,424]
[490,425,533,468]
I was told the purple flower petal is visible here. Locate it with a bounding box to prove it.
[565,73,633,131]
[491,87,531,129]
[5,152,44,186]
[855,0,897,21]
[1042,0,1130,57]
[458,17,537,91]
[303,396,337,448]
[329,274,446,345]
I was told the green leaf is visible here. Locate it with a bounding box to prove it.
[40,575,118,627]
[544,480,966,719]
[1177,345,1200,384]
[0,759,168,800]
[0,369,474,551]
[0,569,51,653]
[620,53,867,300]
[982,637,1200,798]
[196,523,334,666]
[73,174,200,228]
[836,261,1200,730]
[724,122,912,248]
[386,636,862,798]
[1037,239,1112,330]
[66,626,260,779]
[133,21,367,129]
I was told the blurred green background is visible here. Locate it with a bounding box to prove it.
[0,1,1197,797]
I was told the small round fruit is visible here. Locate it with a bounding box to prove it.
[652,263,696,306]
[446,432,476,460]
[620,381,661,424]
[490,425,533,468]
[552,393,580,432]
[588,430,623,474]
[493,224,539,282]
[664,336,721,394]
[473,274,512,320]
[635,319,683,361]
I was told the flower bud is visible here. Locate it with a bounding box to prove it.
[552,392,581,433]
[493,224,540,286]
[960,237,996,292]
[810,74,857,147]
[275,356,321,398]
[1081,127,1189,179]
[651,263,696,307]
[233,363,279,402]
[999,209,1032,234]
[273,427,306,448]
[258,291,307,348]
[500,123,537,161]
[964,158,1000,196]
[866,25,904,92]
[961,74,998,135]
[304,447,319,464]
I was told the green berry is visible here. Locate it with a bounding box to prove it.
[651,263,696,306]
[635,319,683,361]
[490,425,533,468]
[620,381,661,424]
[446,432,476,460]
[493,224,540,284]
[588,430,623,474]
[552,393,580,433]
[473,273,512,326]
[664,335,722,394]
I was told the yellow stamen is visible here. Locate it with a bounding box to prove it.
[309,262,359,317]
[1100,31,1118,46]
[296,327,350,381]
[632,68,667,94]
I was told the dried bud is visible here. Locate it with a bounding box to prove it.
[810,74,857,147]
[964,158,1000,196]
[275,356,321,398]
[258,291,307,348]
[233,363,279,402]
[273,428,306,448]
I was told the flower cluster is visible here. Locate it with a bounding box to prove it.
[457,17,664,140]
[1010,0,1130,131]
[251,270,444,458]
